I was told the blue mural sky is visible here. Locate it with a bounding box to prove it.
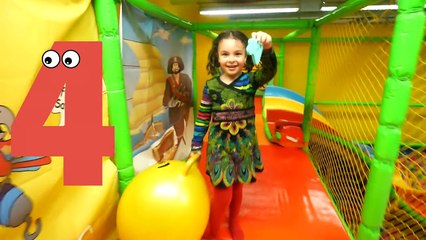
[122,1,193,76]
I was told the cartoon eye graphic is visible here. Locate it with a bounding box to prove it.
[42,50,60,68]
[62,50,80,68]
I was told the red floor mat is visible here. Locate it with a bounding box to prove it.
[197,108,351,239]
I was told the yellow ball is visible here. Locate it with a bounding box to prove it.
[117,159,210,240]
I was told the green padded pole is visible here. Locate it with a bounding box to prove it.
[358,0,426,239]
[200,30,218,39]
[285,36,393,42]
[278,41,284,87]
[192,20,313,31]
[302,26,320,144]
[315,0,382,26]
[94,0,135,194]
[284,28,310,41]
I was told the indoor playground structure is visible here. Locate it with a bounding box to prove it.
[262,85,328,148]
[1,0,425,240]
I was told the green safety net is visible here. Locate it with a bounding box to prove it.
[308,5,426,239]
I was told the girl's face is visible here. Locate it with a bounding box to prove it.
[217,38,247,81]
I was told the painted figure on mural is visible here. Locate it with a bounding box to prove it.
[162,56,193,147]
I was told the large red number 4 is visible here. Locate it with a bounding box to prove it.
[11,42,114,185]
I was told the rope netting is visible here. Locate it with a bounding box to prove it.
[308,7,426,240]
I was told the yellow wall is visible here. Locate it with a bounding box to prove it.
[138,3,426,143]
[281,41,311,95]
[145,1,298,101]
[147,0,227,23]
[140,2,398,105]
[0,1,119,239]
[147,0,198,21]
[195,34,212,94]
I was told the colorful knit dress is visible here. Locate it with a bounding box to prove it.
[191,50,277,188]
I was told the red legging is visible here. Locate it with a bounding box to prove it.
[203,182,244,240]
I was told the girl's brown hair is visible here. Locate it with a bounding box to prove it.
[206,30,254,76]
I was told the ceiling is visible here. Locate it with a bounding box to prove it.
[170,0,397,21]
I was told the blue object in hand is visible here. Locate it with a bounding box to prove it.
[246,38,263,65]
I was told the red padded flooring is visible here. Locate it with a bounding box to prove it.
[197,97,351,240]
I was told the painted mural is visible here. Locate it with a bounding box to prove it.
[122,1,194,173]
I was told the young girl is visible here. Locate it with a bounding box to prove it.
[191,30,277,240]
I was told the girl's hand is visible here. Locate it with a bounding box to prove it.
[188,150,201,160]
[188,151,202,167]
[251,31,273,50]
